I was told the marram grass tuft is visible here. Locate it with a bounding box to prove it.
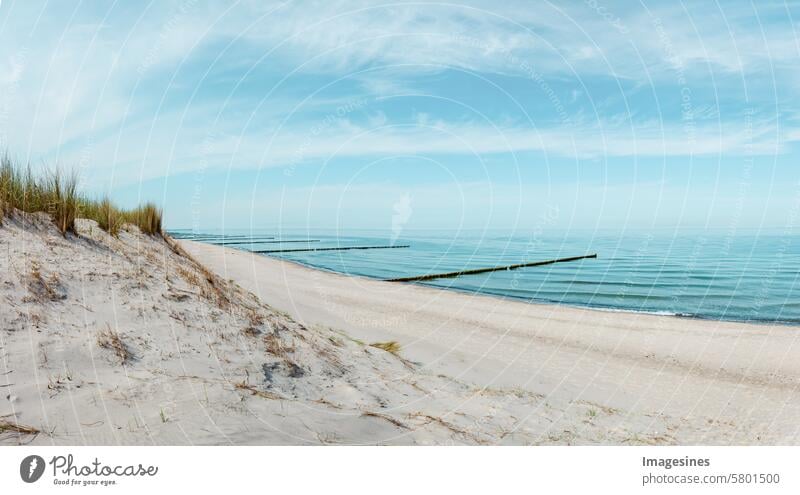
[0,154,162,236]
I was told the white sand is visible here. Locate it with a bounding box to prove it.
[180,240,800,445]
[2,211,799,445]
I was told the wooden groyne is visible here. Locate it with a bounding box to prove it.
[184,236,275,242]
[212,239,320,246]
[254,245,410,254]
[387,253,597,283]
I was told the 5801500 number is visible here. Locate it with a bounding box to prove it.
[729,473,780,484]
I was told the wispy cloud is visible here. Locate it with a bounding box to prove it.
[227,1,800,81]
[0,0,798,192]
[70,109,791,189]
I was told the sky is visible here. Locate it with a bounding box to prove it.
[1,0,799,232]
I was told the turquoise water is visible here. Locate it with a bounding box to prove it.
[169,229,800,325]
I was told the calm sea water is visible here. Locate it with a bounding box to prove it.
[169,229,800,325]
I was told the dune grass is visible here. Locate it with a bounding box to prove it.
[0,154,162,236]
[126,203,163,235]
[0,417,40,436]
[79,196,123,236]
[97,325,132,364]
[370,341,401,354]
[0,155,79,234]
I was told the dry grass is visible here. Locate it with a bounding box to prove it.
[361,411,410,429]
[234,381,284,400]
[81,200,162,236]
[0,153,162,236]
[176,265,201,286]
[48,168,79,235]
[27,261,65,302]
[171,261,235,309]
[163,236,232,309]
[370,341,401,354]
[0,417,40,436]
[407,412,486,443]
[80,196,123,236]
[0,155,78,235]
[264,333,297,358]
[370,340,416,369]
[97,326,131,364]
[125,203,162,235]
[242,326,262,337]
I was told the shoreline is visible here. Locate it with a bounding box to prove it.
[214,243,800,329]
[6,217,795,445]
[180,238,800,445]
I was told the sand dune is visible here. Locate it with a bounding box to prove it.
[2,210,798,445]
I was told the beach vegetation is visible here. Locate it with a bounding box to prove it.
[0,417,40,436]
[79,196,123,236]
[370,341,401,354]
[234,381,283,400]
[97,326,132,364]
[163,236,232,309]
[0,153,162,236]
[27,261,66,302]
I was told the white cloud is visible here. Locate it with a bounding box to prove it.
[1,0,798,192]
[58,107,792,191]
[223,0,800,82]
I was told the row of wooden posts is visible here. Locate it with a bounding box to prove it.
[182,235,596,283]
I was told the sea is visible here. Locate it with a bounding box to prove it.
[168,228,800,325]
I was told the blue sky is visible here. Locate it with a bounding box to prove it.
[1,0,799,232]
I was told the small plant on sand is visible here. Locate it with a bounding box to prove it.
[97,326,131,364]
[176,265,201,286]
[370,341,401,355]
[361,411,409,429]
[234,380,283,400]
[0,417,40,436]
[26,261,66,302]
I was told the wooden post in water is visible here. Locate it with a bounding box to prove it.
[212,239,320,246]
[387,253,597,282]
[186,236,275,242]
[254,245,410,254]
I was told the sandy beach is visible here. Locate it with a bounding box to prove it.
[181,240,800,445]
[3,211,799,445]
